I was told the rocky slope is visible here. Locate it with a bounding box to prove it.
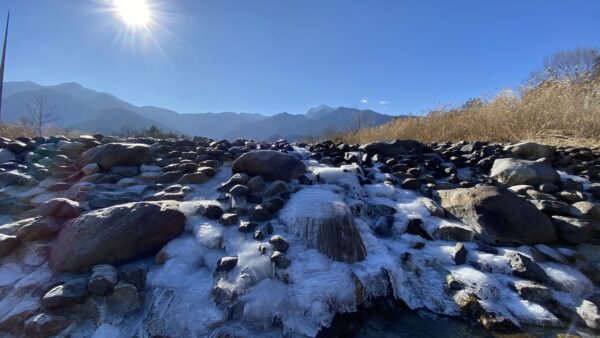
[0,135,599,337]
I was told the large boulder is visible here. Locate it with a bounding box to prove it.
[279,187,366,263]
[490,158,559,187]
[359,139,431,157]
[504,142,554,160]
[437,186,557,245]
[232,150,306,181]
[50,201,185,272]
[76,143,153,170]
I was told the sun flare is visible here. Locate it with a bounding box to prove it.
[114,0,151,26]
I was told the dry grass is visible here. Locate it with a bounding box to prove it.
[330,79,600,147]
[0,122,82,139]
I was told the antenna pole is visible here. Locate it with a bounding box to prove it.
[0,12,10,122]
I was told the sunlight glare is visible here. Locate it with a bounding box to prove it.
[114,0,151,26]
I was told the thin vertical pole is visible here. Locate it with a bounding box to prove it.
[0,12,10,122]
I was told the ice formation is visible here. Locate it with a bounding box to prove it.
[0,145,597,337]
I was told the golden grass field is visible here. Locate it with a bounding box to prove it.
[328,78,600,148]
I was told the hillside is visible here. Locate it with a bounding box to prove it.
[1,82,398,140]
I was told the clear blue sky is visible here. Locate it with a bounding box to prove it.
[1,0,599,116]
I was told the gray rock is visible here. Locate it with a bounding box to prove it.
[229,184,250,196]
[529,199,574,216]
[588,184,600,199]
[557,190,586,204]
[453,242,468,265]
[437,186,557,245]
[81,163,99,176]
[0,197,32,215]
[197,166,217,177]
[401,178,421,190]
[77,143,153,170]
[232,150,306,181]
[50,201,185,272]
[118,264,148,290]
[203,204,223,220]
[248,205,272,222]
[178,172,209,184]
[539,183,559,193]
[0,148,15,164]
[216,256,238,272]
[262,197,285,213]
[105,282,141,314]
[42,278,90,309]
[359,140,431,157]
[247,175,265,192]
[88,264,119,296]
[57,140,86,154]
[508,184,535,195]
[219,213,239,226]
[432,223,475,242]
[254,229,265,240]
[270,235,289,252]
[571,201,600,221]
[156,171,184,184]
[270,251,291,268]
[279,188,366,263]
[0,233,20,258]
[238,221,258,233]
[0,170,35,187]
[219,173,250,192]
[16,217,60,242]
[263,180,288,196]
[422,198,445,217]
[109,165,139,177]
[507,252,548,283]
[37,198,81,219]
[24,313,70,338]
[504,142,554,160]
[490,158,559,187]
[552,216,598,244]
[513,280,552,304]
[0,295,40,332]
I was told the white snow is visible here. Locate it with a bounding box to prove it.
[541,262,594,298]
[8,149,593,337]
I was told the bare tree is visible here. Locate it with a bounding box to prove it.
[24,96,58,136]
[530,47,600,84]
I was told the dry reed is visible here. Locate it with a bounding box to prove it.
[329,79,600,147]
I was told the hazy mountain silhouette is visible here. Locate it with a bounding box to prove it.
[2,81,401,140]
[225,107,401,141]
[305,104,335,119]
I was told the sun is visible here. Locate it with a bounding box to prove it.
[114,0,151,26]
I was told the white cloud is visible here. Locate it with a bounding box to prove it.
[360,98,368,104]
[378,100,390,105]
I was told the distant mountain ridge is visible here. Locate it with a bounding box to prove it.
[1,81,403,140]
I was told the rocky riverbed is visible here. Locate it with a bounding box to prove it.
[0,135,599,337]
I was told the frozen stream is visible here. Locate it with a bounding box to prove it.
[59,146,596,337]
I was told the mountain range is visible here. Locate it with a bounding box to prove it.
[1,81,403,140]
